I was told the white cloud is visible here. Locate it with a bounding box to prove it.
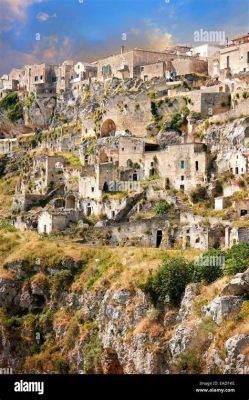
[1,0,46,31]
[36,12,57,22]
[130,25,173,51]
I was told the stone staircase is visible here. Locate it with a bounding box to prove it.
[175,194,193,213]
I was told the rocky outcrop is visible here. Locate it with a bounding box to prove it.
[177,283,200,322]
[221,268,249,297]
[0,259,248,374]
[202,296,243,324]
[0,277,18,309]
[224,335,249,374]
[169,325,196,359]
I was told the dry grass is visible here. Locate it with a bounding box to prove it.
[0,228,202,292]
[0,176,18,211]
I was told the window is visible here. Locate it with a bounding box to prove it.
[91,187,94,192]
[134,147,136,150]
[34,76,38,82]
[195,161,199,171]
[151,162,154,167]
[122,148,124,151]
[181,176,184,181]
[180,184,185,191]
[247,52,249,63]
[235,167,239,174]
[40,75,43,80]
[180,160,185,169]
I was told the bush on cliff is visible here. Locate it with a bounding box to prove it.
[143,256,191,305]
[190,249,224,284]
[224,243,249,275]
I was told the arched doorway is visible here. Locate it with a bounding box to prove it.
[100,119,116,137]
[54,198,65,208]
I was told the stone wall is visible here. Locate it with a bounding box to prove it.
[90,216,170,247]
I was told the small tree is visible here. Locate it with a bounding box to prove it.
[190,249,224,283]
[153,200,171,215]
[224,243,249,275]
[143,257,191,305]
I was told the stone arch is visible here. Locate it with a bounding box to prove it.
[65,195,76,209]
[54,198,65,208]
[100,119,116,137]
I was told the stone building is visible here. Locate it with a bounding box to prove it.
[55,60,74,94]
[232,199,249,218]
[81,135,208,193]
[190,44,221,58]
[144,142,208,192]
[90,216,170,247]
[225,226,249,248]
[228,151,248,175]
[79,162,118,201]
[30,155,66,195]
[97,47,207,80]
[0,76,18,98]
[9,64,57,94]
[170,89,231,117]
[38,210,78,234]
[208,33,249,78]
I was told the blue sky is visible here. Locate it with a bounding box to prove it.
[0,0,248,74]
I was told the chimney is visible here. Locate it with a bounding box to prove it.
[121,45,125,54]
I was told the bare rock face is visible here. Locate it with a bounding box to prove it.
[169,325,196,359]
[177,283,200,323]
[207,348,225,373]
[97,288,168,374]
[221,268,249,297]
[224,335,249,374]
[202,296,243,324]
[0,277,18,309]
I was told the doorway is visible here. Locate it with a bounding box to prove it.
[156,230,163,248]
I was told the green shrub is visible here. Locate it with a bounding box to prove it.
[175,348,201,373]
[83,334,103,374]
[50,270,74,294]
[143,257,191,305]
[53,358,70,374]
[0,221,17,232]
[7,103,23,122]
[65,319,80,349]
[153,200,171,215]
[0,92,19,109]
[224,243,249,275]
[191,249,224,283]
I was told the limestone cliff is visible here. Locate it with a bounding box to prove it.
[0,232,248,374]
